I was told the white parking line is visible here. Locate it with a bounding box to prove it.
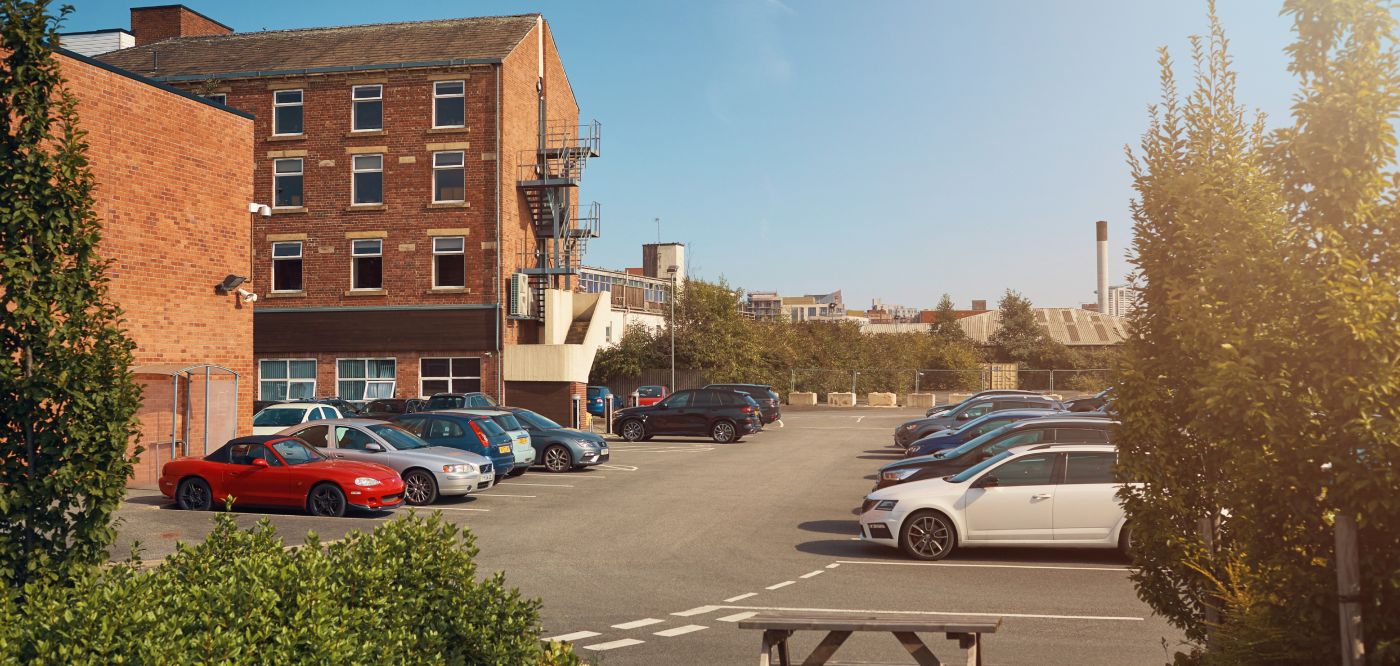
[547,630,600,641]
[612,618,664,629]
[765,581,795,590]
[834,560,1129,572]
[672,605,722,617]
[654,625,707,637]
[416,506,489,512]
[717,612,757,622]
[724,593,757,602]
[582,638,645,651]
[499,483,573,487]
[799,570,825,579]
[467,494,536,498]
[718,605,1143,622]
[825,563,841,569]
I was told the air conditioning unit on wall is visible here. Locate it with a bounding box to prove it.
[509,273,531,317]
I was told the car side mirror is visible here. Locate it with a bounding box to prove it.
[251,458,270,468]
[956,413,970,421]
[656,403,668,409]
[365,443,384,452]
[976,475,999,488]
[976,451,993,462]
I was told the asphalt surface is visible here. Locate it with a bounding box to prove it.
[112,406,1181,665]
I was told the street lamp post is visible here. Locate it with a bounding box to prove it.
[667,265,678,393]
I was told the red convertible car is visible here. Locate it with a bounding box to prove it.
[159,435,405,517]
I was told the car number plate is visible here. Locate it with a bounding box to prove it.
[601,447,609,454]
[499,445,511,454]
[517,437,528,446]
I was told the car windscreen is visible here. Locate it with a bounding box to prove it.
[513,409,561,430]
[930,424,1015,459]
[491,414,523,432]
[637,386,664,397]
[949,450,1014,483]
[426,396,464,410]
[269,438,328,465]
[367,423,431,450]
[474,417,508,438]
[253,407,307,427]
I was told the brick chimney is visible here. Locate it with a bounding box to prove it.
[130,5,233,46]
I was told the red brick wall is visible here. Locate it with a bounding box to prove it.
[61,53,255,485]
[131,6,233,46]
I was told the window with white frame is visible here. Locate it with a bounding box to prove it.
[433,151,465,202]
[337,358,396,400]
[260,359,316,400]
[273,158,303,208]
[420,357,480,396]
[271,241,303,292]
[351,239,383,290]
[352,154,383,204]
[432,236,465,288]
[433,80,465,128]
[352,85,383,131]
[273,89,303,135]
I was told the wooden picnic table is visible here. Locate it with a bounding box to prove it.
[737,610,1001,666]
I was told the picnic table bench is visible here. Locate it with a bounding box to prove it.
[737,610,1000,666]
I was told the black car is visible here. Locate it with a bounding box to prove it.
[359,398,426,421]
[1065,389,1111,412]
[925,389,1044,417]
[613,388,762,443]
[424,392,498,410]
[876,416,1115,490]
[704,383,781,424]
[897,394,1064,447]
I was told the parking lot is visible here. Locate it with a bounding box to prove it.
[112,406,1181,666]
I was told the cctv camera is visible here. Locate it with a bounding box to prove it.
[247,203,273,218]
[236,288,258,303]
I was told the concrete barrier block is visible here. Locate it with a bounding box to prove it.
[948,393,972,405]
[788,392,817,406]
[1044,393,1064,401]
[906,393,936,409]
[827,392,856,407]
[867,392,897,407]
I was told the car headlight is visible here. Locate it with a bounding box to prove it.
[881,469,918,482]
[442,464,474,474]
[874,500,898,511]
[354,477,381,487]
[575,439,597,448]
[903,424,916,431]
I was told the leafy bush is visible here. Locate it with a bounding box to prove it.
[0,509,579,666]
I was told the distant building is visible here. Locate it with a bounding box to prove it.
[746,292,783,321]
[864,307,1130,349]
[872,298,919,323]
[917,308,989,323]
[1080,303,1099,312]
[58,28,136,57]
[1106,285,1135,317]
[786,290,846,322]
[578,244,683,347]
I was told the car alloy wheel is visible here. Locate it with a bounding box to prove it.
[620,420,645,442]
[177,478,213,511]
[403,470,438,505]
[711,421,736,443]
[307,483,347,517]
[544,445,572,473]
[901,511,955,561]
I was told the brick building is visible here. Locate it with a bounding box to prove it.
[97,5,608,425]
[53,45,256,484]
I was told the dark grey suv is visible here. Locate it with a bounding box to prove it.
[704,384,780,424]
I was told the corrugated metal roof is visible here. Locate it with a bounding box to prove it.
[958,308,1129,346]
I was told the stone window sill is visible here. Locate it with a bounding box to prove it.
[265,291,306,299]
[272,207,308,215]
[345,204,387,212]
[426,287,471,294]
[344,289,388,297]
[346,130,388,138]
[426,127,469,134]
[426,202,470,209]
[266,134,306,142]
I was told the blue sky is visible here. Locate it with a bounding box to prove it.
[64,1,1308,311]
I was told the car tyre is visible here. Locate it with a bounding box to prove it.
[620,419,646,442]
[506,466,528,477]
[307,483,347,517]
[176,477,213,511]
[1118,523,1134,558]
[403,469,439,506]
[543,444,573,473]
[900,510,956,561]
[711,420,737,443]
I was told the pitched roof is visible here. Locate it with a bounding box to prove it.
[958,308,1130,346]
[95,14,540,79]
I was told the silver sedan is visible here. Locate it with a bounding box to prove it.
[278,419,495,505]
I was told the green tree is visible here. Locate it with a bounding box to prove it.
[0,0,144,586]
[987,289,1046,362]
[931,293,968,343]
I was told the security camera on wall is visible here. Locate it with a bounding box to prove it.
[236,288,258,303]
[247,202,272,218]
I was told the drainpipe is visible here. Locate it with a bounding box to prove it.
[495,63,504,402]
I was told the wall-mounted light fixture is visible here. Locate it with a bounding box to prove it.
[215,275,246,293]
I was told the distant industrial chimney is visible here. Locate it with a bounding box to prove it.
[1096,221,1109,315]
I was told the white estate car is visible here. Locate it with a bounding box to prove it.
[860,443,1130,560]
[252,402,345,436]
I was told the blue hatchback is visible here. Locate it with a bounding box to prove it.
[391,411,517,476]
[904,409,1062,458]
[586,386,618,416]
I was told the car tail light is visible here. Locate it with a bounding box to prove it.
[468,420,489,444]
[743,406,756,413]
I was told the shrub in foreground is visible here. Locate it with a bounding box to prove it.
[0,510,579,666]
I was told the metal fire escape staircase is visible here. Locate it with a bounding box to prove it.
[513,119,601,320]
